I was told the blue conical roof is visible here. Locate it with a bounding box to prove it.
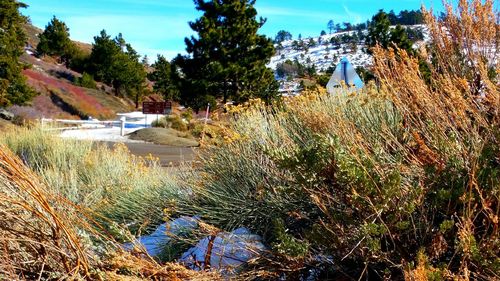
[326,57,364,93]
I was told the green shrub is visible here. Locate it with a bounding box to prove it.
[168,115,188,131]
[178,81,499,278]
[75,72,97,89]
[152,115,188,132]
[181,108,194,122]
[271,218,309,258]
[190,122,205,138]
[151,116,169,128]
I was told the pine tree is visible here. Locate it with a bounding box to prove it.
[88,30,120,83]
[367,10,415,54]
[36,16,74,61]
[390,24,413,53]
[0,0,34,106]
[173,0,278,110]
[274,30,292,43]
[141,55,149,67]
[367,10,391,50]
[87,30,146,107]
[327,20,335,34]
[148,54,178,101]
[388,10,398,25]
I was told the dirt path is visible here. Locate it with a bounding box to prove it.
[100,142,196,166]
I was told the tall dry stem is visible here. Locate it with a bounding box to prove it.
[0,145,91,279]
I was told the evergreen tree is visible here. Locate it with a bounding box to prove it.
[398,10,423,25]
[141,55,149,67]
[367,10,391,50]
[87,30,146,107]
[334,23,341,32]
[307,38,316,48]
[390,24,413,52]
[367,10,415,54]
[88,30,120,83]
[36,16,74,61]
[327,20,335,34]
[111,42,147,107]
[274,30,292,43]
[148,54,178,101]
[173,0,278,111]
[387,10,398,25]
[0,0,34,106]
[342,22,353,31]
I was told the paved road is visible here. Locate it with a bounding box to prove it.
[101,142,196,166]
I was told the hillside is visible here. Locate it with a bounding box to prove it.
[23,23,42,49]
[10,23,134,121]
[23,22,92,53]
[269,30,372,72]
[268,25,428,92]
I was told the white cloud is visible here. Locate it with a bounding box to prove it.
[342,5,363,23]
[112,0,193,9]
[257,5,344,20]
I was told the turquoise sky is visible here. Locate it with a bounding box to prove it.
[22,0,445,60]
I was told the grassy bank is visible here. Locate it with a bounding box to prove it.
[0,127,187,236]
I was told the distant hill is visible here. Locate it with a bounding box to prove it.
[11,23,134,121]
[268,25,428,93]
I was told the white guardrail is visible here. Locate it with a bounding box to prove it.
[41,117,128,136]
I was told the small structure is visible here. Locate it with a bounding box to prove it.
[326,57,364,93]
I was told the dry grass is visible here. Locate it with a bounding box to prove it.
[0,145,92,279]
[372,0,499,278]
[99,251,221,281]
[0,119,13,130]
[0,143,219,280]
[0,126,189,237]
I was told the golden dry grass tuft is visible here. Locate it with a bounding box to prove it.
[0,143,220,280]
[0,145,92,279]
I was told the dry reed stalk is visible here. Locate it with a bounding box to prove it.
[102,250,221,281]
[372,0,499,279]
[0,143,223,280]
[0,144,96,279]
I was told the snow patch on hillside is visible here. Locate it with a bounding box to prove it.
[268,31,372,73]
[268,25,428,93]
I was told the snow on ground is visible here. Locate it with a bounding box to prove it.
[268,30,373,72]
[57,111,167,143]
[59,127,145,143]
